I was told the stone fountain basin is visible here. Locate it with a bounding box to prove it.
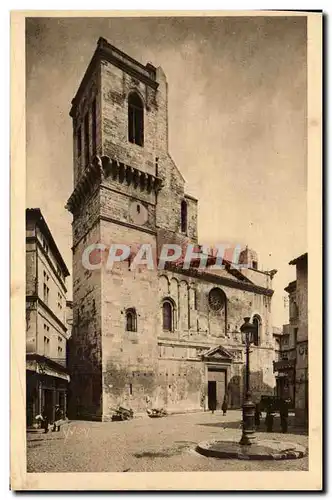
[196,438,307,460]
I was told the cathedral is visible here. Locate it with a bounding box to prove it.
[66,37,276,420]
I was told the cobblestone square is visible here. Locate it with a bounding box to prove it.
[27,410,308,472]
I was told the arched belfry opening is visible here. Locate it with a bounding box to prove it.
[128,92,144,146]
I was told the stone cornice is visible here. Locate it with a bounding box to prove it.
[98,40,159,91]
[100,156,163,194]
[65,158,103,215]
[66,156,163,215]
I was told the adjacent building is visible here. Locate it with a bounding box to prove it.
[66,38,277,420]
[273,253,308,422]
[290,253,308,425]
[273,286,297,406]
[26,209,70,427]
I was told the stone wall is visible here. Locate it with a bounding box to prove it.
[100,220,159,418]
[69,221,103,419]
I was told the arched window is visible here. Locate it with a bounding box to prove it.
[208,287,226,311]
[181,199,188,233]
[162,299,175,332]
[126,308,137,332]
[252,315,261,346]
[128,92,144,146]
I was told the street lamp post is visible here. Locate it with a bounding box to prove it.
[239,316,256,446]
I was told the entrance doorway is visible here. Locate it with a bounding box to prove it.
[207,381,216,410]
[207,368,226,410]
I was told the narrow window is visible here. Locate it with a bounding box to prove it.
[163,300,174,332]
[252,260,258,270]
[129,383,133,396]
[43,336,50,356]
[126,308,137,332]
[84,113,90,167]
[43,283,49,305]
[252,315,261,346]
[181,199,188,233]
[92,98,97,157]
[128,93,144,146]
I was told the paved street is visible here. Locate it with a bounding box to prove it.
[27,410,308,472]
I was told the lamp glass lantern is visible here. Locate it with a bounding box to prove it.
[240,317,256,344]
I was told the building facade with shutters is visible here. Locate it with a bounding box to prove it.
[26,209,70,427]
[66,38,277,420]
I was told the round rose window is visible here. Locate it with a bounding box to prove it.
[208,288,226,311]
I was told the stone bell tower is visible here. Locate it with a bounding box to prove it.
[66,37,189,420]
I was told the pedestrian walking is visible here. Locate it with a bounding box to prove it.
[279,399,289,434]
[41,408,49,434]
[221,395,228,416]
[52,405,63,432]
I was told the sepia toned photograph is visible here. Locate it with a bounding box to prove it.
[11,10,322,491]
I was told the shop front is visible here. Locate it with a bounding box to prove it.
[26,355,70,428]
[273,358,296,407]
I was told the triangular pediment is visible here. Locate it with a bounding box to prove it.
[201,345,233,361]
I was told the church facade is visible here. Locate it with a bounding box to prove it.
[66,37,276,420]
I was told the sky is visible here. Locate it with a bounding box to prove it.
[26,15,307,327]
